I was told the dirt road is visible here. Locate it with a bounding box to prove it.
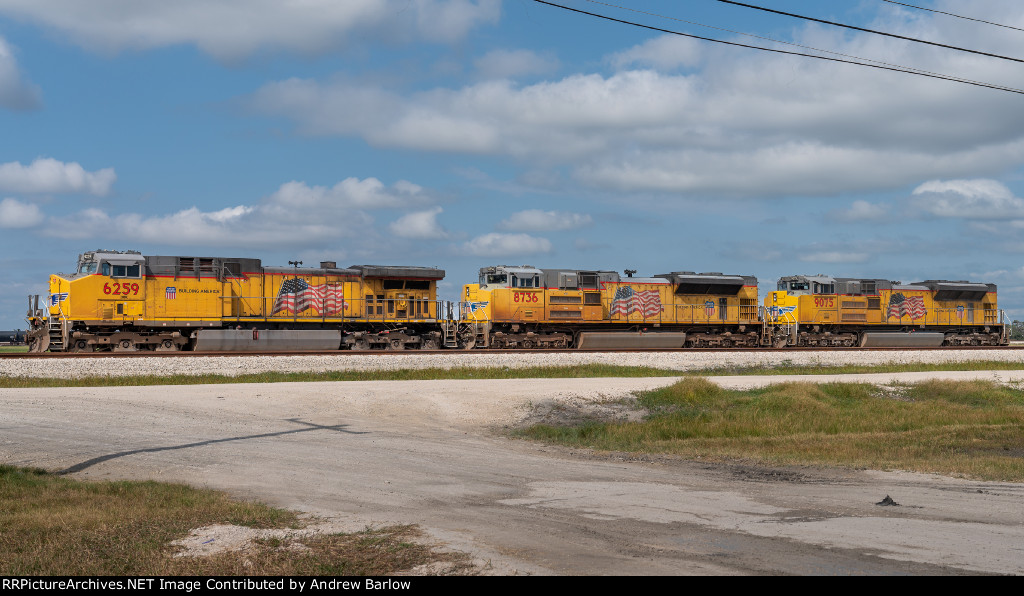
[2,376,1022,575]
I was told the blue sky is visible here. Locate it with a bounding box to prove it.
[3,0,1024,329]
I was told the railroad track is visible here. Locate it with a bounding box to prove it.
[2,345,1023,358]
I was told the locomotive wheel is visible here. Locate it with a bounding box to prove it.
[113,339,137,352]
[420,338,439,350]
[351,338,370,351]
[155,339,179,352]
[70,339,91,353]
[385,338,403,350]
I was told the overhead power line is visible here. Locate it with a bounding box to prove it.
[531,0,1024,96]
[581,0,1001,90]
[881,1,1024,33]
[711,0,1024,64]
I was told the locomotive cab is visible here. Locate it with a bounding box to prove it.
[766,274,835,322]
[56,250,147,320]
[463,265,541,324]
[27,250,149,352]
[76,251,147,322]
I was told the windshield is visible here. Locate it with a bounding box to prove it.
[78,262,97,275]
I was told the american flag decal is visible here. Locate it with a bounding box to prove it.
[272,278,347,315]
[166,287,176,299]
[887,293,926,320]
[610,287,663,317]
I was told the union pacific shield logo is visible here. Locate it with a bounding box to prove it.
[704,300,715,317]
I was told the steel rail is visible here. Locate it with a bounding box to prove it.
[2,345,1022,359]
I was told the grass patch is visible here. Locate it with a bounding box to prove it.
[0,345,28,353]
[705,360,1024,377]
[0,466,466,575]
[2,360,1024,388]
[517,378,1024,481]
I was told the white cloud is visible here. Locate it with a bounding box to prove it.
[47,208,111,239]
[0,0,500,60]
[475,49,559,79]
[799,252,869,264]
[607,34,703,71]
[389,206,448,239]
[826,200,890,222]
[248,3,1024,197]
[267,178,425,211]
[43,177,423,248]
[462,233,552,257]
[497,209,592,232]
[0,36,40,110]
[911,179,1024,219]
[0,197,43,227]
[0,158,115,195]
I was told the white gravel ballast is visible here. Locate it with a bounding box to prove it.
[2,349,1024,379]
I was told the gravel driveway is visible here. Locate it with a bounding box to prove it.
[3,356,1024,575]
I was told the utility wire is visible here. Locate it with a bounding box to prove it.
[531,0,1024,95]
[881,1,1024,33]
[711,0,1024,64]
[581,0,1002,91]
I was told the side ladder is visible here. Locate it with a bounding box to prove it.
[441,319,459,348]
[47,315,66,351]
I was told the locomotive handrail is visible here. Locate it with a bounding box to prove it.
[156,296,451,323]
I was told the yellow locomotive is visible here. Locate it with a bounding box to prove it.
[25,252,1010,351]
[461,266,761,348]
[26,250,447,352]
[763,275,1007,347]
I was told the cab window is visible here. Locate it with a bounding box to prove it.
[790,282,809,291]
[78,262,97,275]
[484,273,507,285]
[116,264,140,277]
[104,263,141,278]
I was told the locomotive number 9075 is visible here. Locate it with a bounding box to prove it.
[813,297,835,308]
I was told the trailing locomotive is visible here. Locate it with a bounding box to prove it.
[763,275,1006,347]
[24,250,1010,352]
[460,266,760,349]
